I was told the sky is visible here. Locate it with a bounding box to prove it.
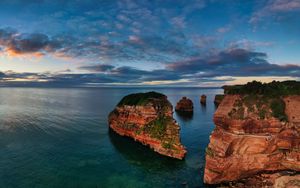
[0,0,300,87]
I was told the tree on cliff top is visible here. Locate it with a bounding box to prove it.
[117,91,167,106]
[223,80,300,96]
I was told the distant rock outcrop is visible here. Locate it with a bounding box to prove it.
[200,95,207,105]
[175,97,193,113]
[108,92,186,159]
[204,81,300,186]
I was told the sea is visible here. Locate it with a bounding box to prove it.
[0,87,223,188]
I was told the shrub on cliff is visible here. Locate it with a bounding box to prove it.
[117,91,166,106]
[224,81,298,121]
[223,80,300,96]
[270,99,287,121]
[143,116,170,139]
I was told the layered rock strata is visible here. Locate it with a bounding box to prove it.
[108,92,186,159]
[204,95,300,185]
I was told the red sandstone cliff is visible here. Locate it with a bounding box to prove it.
[108,92,186,159]
[204,95,300,185]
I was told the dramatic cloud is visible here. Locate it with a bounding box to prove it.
[0,28,197,62]
[71,48,300,85]
[0,28,73,56]
[1,47,299,87]
[167,48,300,77]
[0,0,299,86]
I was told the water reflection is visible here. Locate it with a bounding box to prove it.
[175,111,194,121]
[201,104,207,113]
[0,87,223,187]
[108,128,185,172]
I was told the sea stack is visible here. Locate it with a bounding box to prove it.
[175,97,193,113]
[214,94,224,106]
[108,91,186,159]
[200,95,207,105]
[204,81,300,186]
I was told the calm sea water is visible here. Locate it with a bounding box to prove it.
[0,87,223,188]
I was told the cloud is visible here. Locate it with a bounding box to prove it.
[170,16,186,28]
[0,1,298,87]
[1,46,299,87]
[79,64,115,72]
[71,48,300,86]
[167,48,300,77]
[250,0,300,24]
[0,27,197,62]
[229,39,274,49]
[0,28,71,56]
[269,0,300,12]
[217,26,231,33]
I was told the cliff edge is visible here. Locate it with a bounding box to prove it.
[204,81,300,186]
[108,92,187,159]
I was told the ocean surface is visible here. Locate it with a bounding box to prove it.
[0,87,223,188]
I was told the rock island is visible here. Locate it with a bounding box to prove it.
[108,91,187,159]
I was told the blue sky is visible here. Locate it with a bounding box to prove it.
[0,0,299,87]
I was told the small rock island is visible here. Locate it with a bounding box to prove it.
[108,91,187,159]
[204,81,300,186]
[175,97,193,113]
[200,95,207,105]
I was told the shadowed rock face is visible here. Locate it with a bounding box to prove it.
[214,94,224,107]
[204,95,300,185]
[175,97,193,113]
[108,92,186,159]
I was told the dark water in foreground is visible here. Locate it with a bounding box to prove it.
[0,87,223,188]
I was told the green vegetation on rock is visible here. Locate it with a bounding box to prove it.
[205,147,214,157]
[214,95,224,102]
[223,80,300,96]
[143,116,178,150]
[117,91,166,106]
[143,116,172,139]
[225,81,295,121]
[162,142,173,149]
[270,99,287,121]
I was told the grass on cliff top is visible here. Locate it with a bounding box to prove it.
[228,85,288,122]
[215,94,224,99]
[223,80,299,121]
[223,80,300,96]
[117,91,166,106]
[228,94,288,121]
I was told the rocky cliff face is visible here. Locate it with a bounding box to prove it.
[204,95,300,185]
[108,92,186,159]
